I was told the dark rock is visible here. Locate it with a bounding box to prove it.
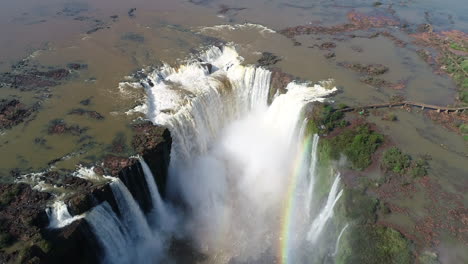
[0,68,70,91]
[256,52,281,67]
[67,63,87,70]
[102,155,137,176]
[121,32,145,43]
[128,8,136,18]
[79,97,92,106]
[132,122,172,197]
[86,26,105,34]
[270,69,294,96]
[218,4,246,15]
[340,63,389,75]
[42,219,102,264]
[67,108,104,120]
[320,42,337,49]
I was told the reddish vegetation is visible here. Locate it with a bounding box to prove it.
[280,11,400,38]
[0,100,36,129]
[424,111,468,134]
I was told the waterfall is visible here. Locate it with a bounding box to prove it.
[139,157,175,233]
[86,179,164,264]
[103,45,342,262]
[332,223,350,256]
[109,180,153,242]
[86,202,132,264]
[305,134,320,218]
[307,174,343,244]
[46,200,84,229]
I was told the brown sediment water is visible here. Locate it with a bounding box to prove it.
[0,0,466,262]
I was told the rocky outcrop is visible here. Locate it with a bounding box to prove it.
[0,99,38,129]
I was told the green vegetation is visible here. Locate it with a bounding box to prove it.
[326,124,384,170]
[337,225,413,264]
[441,55,468,104]
[381,147,429,177]
[310,104,348,133]
[382,147,411,174]
[450,42,468,52]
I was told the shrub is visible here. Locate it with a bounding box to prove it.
[328,124,384,170]
[382,147,411,174]
[338,225,412,264]
[410,158,428,177]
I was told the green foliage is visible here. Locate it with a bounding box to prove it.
[337,225,413,264]
[321,105,346,132]
[410,158,429,178]
[382,147,411,174]
[328,124,384,170]
[460,123,468,134]
[450,42,468,52]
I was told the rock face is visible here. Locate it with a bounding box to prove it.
[0,122,172,263]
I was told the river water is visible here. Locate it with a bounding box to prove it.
[0,0,467,263]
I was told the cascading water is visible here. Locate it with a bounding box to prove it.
[46,200,84,229]
[86,45,344,263]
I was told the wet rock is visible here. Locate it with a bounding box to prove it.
[128,8,136,18]
[320,42,337,49]
[0,99,36,129]
[86,26,106,34]
[256,52,281,67]
[121,32,145,43]
[218,4,247,15]
[340,63,389,75]
[324,52,336,59]
[0,68,70,91]
[79,97,92,106]
[102,155,137,176]
[132,122,172,196]
[67,63,87,70]
[270,69,294,94]
[67,108,104,120]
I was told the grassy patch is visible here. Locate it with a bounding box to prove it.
[326,124,384,170]
[381,147,411,174]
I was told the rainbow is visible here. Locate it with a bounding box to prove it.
[279,133,313,264]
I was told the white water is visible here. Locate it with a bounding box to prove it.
[306,134,320,218]
[333,223,350,256]
[307,174,344,244]
[46,200,84,229]
[86,178,166,264]
[139,157,177,233]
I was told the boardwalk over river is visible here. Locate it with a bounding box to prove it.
[335,101,468,113]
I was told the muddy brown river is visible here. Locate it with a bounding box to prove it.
[0,0,466,263]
